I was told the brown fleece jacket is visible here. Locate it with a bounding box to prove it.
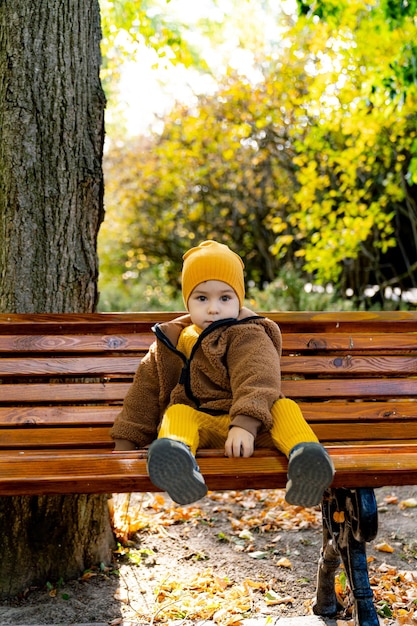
[110,307,284,448]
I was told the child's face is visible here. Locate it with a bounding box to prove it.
[187,280,240,330]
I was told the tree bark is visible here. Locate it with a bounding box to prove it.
[0,1,112,598]
[0,496,115,597]
[0,0,105,313]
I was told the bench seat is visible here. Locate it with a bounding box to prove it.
[1,444,417,496]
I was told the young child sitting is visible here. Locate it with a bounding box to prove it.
[111,240,334,506]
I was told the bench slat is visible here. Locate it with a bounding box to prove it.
[0,445,417,495]
[3,422,417,449]
[1,379,416,404]
[282,355,417,375]
[283,378,417,398]
[0,406,119,426]
[283,332,417,352]
[314,421,417,442]
[1,354,416,377]
[0,334,153,353]
[0,331,416,354]
[298,401,417,421]
[0,310,415,332]
[0,400,415,427]
[1,427,113,449]
[0,382,130,402]
[0,356,140,376]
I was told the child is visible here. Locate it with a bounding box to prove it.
[111,240,334,506]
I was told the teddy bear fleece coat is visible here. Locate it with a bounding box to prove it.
[110,307,284,448]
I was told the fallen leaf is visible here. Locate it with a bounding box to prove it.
[276,556,292,568]
[248,550,269,559]
[245,579,267,589]
[80,571,98,581]
[399,497,417,509]
[377,562,395,572]
[333,510,345,523]
[113,589,129,603]
[238,529,254,540]
[265,589,294,605]
[375,542,395,553]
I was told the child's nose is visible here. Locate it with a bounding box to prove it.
[207,300,219,313]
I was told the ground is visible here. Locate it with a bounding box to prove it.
[0,486,416,625]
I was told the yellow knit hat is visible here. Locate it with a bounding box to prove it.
[182,240,245,307]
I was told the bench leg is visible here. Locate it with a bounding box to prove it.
[312,517,342,617]
[314,487,380,626]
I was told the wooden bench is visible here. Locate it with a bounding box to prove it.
[1,311,417,626]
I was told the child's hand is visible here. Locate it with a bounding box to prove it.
[224,427,255,458]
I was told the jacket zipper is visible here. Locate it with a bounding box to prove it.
[152,316,263,407]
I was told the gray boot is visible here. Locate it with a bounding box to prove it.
[286,442,334,507]
[147,438,208,505]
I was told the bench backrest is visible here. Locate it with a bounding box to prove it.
[1,310,417,455]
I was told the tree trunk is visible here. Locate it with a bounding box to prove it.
[0,1,112,597]
[0,496,115,597]
[0,0,105,313]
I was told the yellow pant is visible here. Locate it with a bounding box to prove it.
[157,398,318,458]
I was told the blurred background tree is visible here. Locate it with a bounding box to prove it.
[98,0,417,311]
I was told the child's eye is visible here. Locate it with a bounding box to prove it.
[197,295,207,301]
[221,295,231,301]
